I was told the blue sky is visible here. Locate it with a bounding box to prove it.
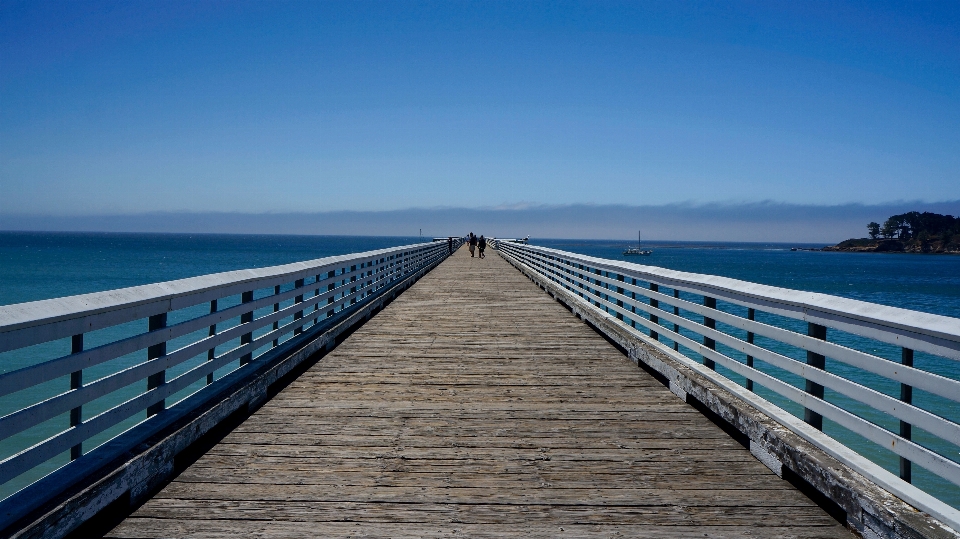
[1,1,959,216]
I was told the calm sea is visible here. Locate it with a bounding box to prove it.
[1,232,959,507]
[535,238,960,319]
[0,232,425,307]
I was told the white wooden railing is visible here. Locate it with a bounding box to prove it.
[496,240,960,529]
[0,240,455,507]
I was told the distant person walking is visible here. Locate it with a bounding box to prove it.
[448,237,453,254]
[468,233,477,257]
[477,235,486,258]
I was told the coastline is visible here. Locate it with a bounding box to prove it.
[822,237,960,254]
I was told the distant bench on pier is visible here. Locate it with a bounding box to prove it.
[1,237,958,538]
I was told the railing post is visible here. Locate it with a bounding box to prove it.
[294,279,305,335]
[313,274,321,323]
[703,297,716,370]
[272,286,280,347]
[746,308,755,392]
[673,289,680,351]
[649,283,659,341]
[594,268,602,307]
[327,270,336,318]
[615,274,624,321]
[900,347,914,483]
[804,323,827,430]
[239,291,254,366]
[146,313,167,417]
[207,300,217,385]
[349,267,357,305]
[70,334,83,460]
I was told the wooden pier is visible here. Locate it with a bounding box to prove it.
[104,247,849,538]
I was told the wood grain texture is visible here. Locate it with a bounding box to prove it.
[107,246,850,538]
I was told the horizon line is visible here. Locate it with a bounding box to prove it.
[0,229,837,246]
[3,199,960,218]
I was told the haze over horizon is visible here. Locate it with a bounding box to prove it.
[2,1,958,239]
[4,200,960,244]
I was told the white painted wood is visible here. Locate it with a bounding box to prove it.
[0,246,446,485]
[0,242,448,493]
[507,243,960,359]
[0,256,394,418]
[514,245,960,398]
[533,248,960,400]
[0,243,441,352]
[500,243,960,488]
[0,254,401,399]
[554,262,960,444]
[499,243,960,532]
[0,338,247,485]
[749,440,783,477]
[668,380,686,401]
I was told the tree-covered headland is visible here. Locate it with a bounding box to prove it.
[825,212,960,253]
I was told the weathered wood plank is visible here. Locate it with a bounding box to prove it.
[172,467,800,490]
[126,499,842,526]
[109,519,849,539]
[106,246,850,538]
[193,447,763,464]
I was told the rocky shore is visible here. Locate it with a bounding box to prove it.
[822,238,960,254]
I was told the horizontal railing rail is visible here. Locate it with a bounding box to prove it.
[495,240,960,529]
[0,239,460,504]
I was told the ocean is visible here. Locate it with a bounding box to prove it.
[1,232,958,507]
[0,232,426,307]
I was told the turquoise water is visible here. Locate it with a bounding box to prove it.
[534,239,960,318]
[0,232,425,307]
[1,232,959,509]
[534,239,960,509]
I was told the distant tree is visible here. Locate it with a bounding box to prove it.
[871,212,958,242]
[881,217,900,239]
[880,214,913,239]
[899,212,920,240]
[916,212,959,236]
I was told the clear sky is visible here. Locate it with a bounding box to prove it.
[1,1,959,216]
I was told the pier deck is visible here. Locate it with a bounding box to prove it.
[106,247,850,538]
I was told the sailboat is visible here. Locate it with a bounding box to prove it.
[623,231,652,256]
